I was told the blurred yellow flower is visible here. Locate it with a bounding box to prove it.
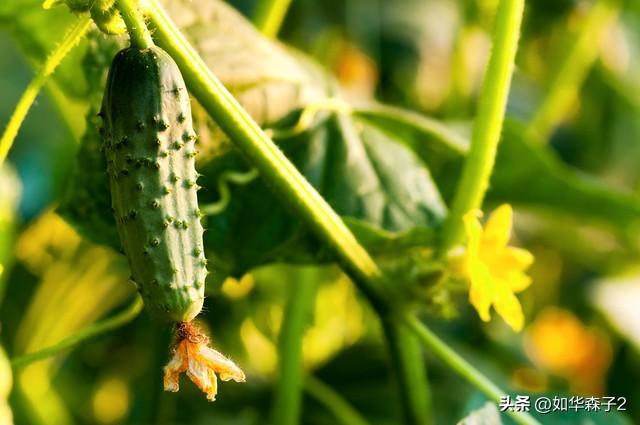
[461,204,534,331]
[524,307,611,395]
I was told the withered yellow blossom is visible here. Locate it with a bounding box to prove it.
[163,322,245,401]
[461,204,534,331]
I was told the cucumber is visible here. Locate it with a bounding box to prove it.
[101,46,206,322]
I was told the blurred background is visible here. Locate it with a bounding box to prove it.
[1,0,640,424]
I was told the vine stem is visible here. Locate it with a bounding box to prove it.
[11,296,143,369]
[402,315,539,425]
[305,375,371,425]
[116,0,154,48]
[145,4,538,425]
[253,0,294,38]
[201,168,259,216]
[271,269,317,425]
[382,319,431,425]
[0,16,92,167]
[439,0,524,255]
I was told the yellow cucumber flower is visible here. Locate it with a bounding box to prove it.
[461,204,533,331]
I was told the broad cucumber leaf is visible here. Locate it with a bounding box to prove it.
[201,113,445,276]
[164,0,326,119]
[161,0,328,160]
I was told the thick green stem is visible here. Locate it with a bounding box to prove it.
[382,319,431,425]
[116,0,154,48]
[253,0,294,38]
[305,375,371,425]
[0,17,92,166]
[402,315,540,425]
[147,2,385,306]
[271,268,317,425]
[527,0,618,141]
[11,296,143,368]
[439,0,524,255]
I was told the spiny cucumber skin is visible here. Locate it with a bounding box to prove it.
[101,46,206,322]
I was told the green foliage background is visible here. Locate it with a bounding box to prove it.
[1,0,640,424]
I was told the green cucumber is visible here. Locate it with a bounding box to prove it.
[101,46,206,322]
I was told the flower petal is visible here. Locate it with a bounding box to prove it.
[502,247,534,270]
[483,204,512,248]
[196,344,246,383]
[493,283,525,332]
[467,258,493,322]
[491,247,534,288]
[163,341,188,393]
[186,341,219,401]
[509,272,532,293]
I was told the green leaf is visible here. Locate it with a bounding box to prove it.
[161,0,328,160]
[356,109,470,204]
[201,113,446,276]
